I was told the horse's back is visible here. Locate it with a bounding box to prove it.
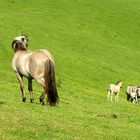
[34,49,54,62]
[127,86,137,94]
[108,84,115,89]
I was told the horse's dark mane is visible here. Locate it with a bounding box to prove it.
[115,80,122,85]
[129,84,133,86]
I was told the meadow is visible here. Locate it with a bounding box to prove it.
[0,0,140,139]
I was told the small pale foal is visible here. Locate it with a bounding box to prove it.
[107,81,123,102]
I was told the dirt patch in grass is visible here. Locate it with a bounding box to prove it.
[0,101,6,105]
[97,113,118,119]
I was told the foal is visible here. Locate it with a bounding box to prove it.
[107,81,123,102]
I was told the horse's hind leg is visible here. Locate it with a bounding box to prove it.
[16,73,26,102]
[135,95,138,104]
[34,78,46,105]
[39,90,45,105]
[132,99,135,104]
[115,95,117,102]
[110,94,113,101]
[107,91,110,101]
[115,92,119,102]
[28,78,34,103]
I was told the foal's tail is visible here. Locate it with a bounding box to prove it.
[107,86,111,100]
[44,58,59,106]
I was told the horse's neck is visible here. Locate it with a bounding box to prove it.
[116,84,122,88]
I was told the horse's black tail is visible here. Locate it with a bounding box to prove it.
[44,58,59,106]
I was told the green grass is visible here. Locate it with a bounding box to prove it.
[1,0,140,139]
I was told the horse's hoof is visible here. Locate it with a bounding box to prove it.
[40,98,43,103]
[42,102,45,105]
[22,97,26,102]
[39,98,45,105]
[30,98,34,103]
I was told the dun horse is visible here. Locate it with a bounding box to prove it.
[11,35,59,106]
[107,81,123,102]
[126,85,140,103]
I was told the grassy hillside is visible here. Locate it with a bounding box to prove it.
[1,0,140,139]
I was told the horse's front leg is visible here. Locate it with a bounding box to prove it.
[110,91,113,101]
[135,95,138,104]
[28,78,34,103]
[16,73,26,102]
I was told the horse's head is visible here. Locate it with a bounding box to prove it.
[119,81,123,88]
[116,81,123,88]
[12,35,28,52]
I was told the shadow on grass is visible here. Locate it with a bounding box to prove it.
[0,101,6,105]
[97,113,118,119]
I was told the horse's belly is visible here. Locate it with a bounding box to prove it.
[17,65,31,78]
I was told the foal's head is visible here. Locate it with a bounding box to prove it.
[12,35,28,52]
[116,81,123,88]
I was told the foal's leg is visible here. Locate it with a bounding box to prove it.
[135,95,138,104]
[114,94,116,102]
[16,73,26,102]
[110,92,113,101]
[28,78,34,103]
[132,99,135,104]
[107,91,110,101]
[115,93,119,102]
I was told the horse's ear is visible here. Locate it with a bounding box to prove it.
[24,35,28,42]
[12,40,16,51]
[22,34,28,39]
[26,37,28,42]
[12,40,21,52]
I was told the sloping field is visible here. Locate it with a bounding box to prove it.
[0,0,140,139]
